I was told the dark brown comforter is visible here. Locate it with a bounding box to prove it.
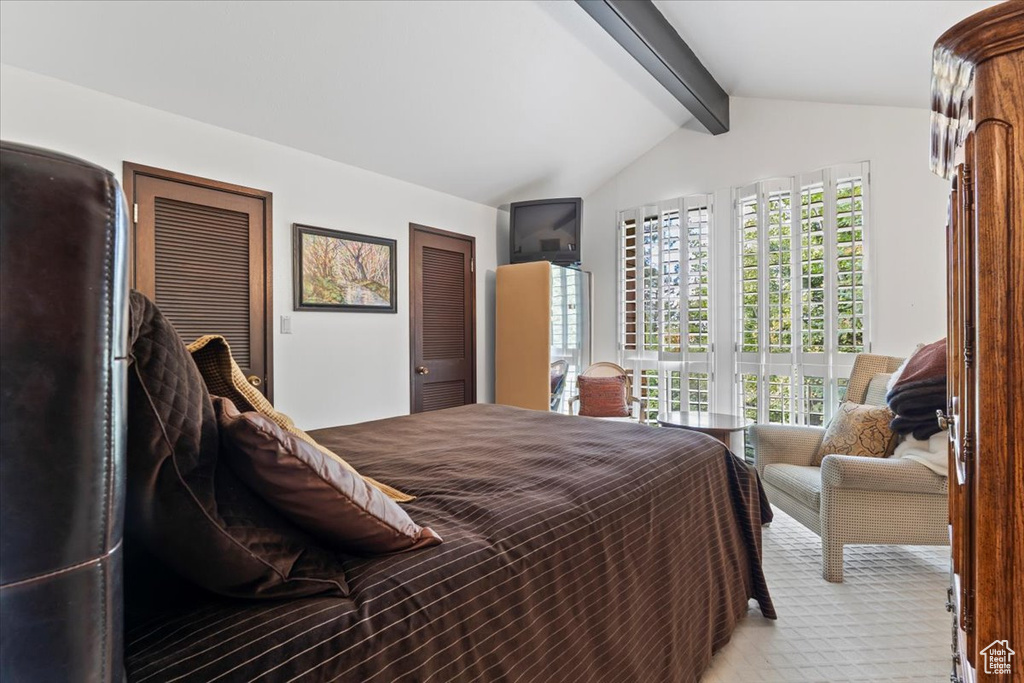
[124,404,774,682]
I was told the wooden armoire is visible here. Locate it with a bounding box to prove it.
[931,3,1024,681]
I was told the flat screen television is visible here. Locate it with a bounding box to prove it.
[509,197,582,267]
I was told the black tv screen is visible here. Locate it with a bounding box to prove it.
[510,197,582,267]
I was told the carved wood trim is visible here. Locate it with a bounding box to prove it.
[930,2,1024,178]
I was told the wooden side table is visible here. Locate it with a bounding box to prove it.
[656,411,752,451]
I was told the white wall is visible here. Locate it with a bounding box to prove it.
[0,65,499,429]
[582,97,949,410]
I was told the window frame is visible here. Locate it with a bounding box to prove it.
[734,162,872,428]
[614,162,871,431]
[617,195,715,422]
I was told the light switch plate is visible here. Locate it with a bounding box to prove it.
[280,315,292,334]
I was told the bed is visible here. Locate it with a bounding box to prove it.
[124,405,773,682]
[0,141,774,683]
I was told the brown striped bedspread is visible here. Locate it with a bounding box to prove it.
[124,404,775,682]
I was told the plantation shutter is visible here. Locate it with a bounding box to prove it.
[735,179,802,433]
[131,171,271,394]
[616,163,870,443]
[733,162,871,445]
[680,195,713,413]
[619,209,639,352]
[617,195,715,422]
[832,163,871,359]
[796,169,830,424]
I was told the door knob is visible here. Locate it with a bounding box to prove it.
[247,374,263,388]
[416,366,429,375]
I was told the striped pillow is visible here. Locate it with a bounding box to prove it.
[577,375,631,418]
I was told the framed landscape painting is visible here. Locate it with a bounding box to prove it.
[293,224,397,313]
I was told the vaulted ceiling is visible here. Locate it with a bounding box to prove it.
[654,0,1000,109]
[0,1,998,208]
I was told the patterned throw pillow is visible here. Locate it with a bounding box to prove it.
[813,401,897,466]
[578,374,631,418]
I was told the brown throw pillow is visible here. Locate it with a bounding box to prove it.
[813,401,897,466]
[215,397,442,555]
[578,374,631,418]
[126,291,347,599]
[187,334,413,502]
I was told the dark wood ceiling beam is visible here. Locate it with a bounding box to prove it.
[577,0,729,135]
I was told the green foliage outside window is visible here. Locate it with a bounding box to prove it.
[739,172,868,430]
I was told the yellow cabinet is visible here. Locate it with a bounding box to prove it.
[495,262,590,412]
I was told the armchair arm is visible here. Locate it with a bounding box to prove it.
[820,455,948,495]
[749,424,825,477]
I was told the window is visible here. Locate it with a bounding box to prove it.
[618,196,714,423]
[551,265,587,415]
[616,163,869,442]
[735,163,870,445]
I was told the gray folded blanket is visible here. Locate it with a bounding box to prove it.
[891,414,944,440]
[887,377,946,418]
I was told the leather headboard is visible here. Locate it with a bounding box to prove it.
[0,141,128,681]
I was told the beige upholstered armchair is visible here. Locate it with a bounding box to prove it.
[751,354,949,582]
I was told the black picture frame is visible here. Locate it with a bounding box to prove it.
[293,223,397,313]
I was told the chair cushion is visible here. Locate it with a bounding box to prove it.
[864,373,891,407]
[188,334,412,502]
[577,374,630,417]
[215,397,442,555]
[813,401,897,466]
[125,292,347,599]
[763,464,822,510]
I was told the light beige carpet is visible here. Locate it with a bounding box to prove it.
[703,507,951,682]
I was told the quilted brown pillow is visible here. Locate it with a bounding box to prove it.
[126,291,347,599]
[813,401,897,466]
[188,334,412,502]
[215,398,442,555]
[577,374,631,418]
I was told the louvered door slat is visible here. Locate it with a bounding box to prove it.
[154,197,252,366]
[421,380,467,412]
[410,225,476,413]
[128,165,272,398]
[422,246,466,361]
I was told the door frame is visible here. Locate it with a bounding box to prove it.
[408,223,477,412]
[123,162,275,400]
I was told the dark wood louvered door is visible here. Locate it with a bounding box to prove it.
[125,164,273,399]
[410,224,475,413]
